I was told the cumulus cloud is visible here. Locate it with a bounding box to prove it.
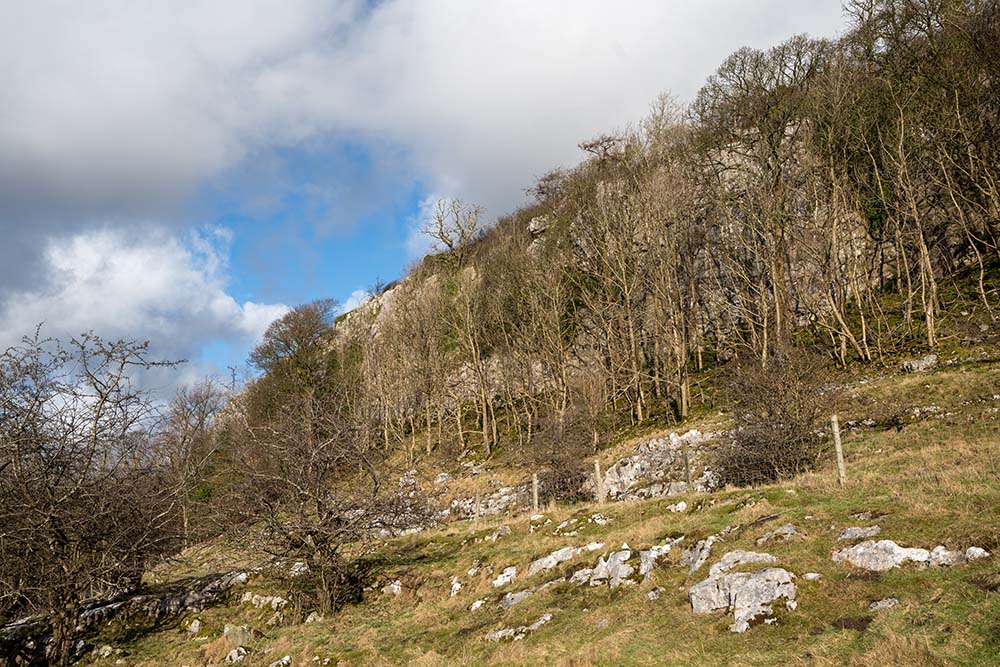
[0,227,288,388]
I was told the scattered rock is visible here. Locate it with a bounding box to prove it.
[668,501,687,513]
[480,525,511,543]
[709,551,778,577]
[868,597,899,612]
[289,561,310,577]
[450,576,462,597]
[434,472,452,484]
[638,537,685,582]
[527,542,604,577]
[689,567,797,633]
[756,524,801,546]
[647,586,665,600]
[681,527,734,574]
[902,353,938,373]
[492,566,517,588]
[484,613,553,642]
[305,612,323,624]
[265,611,284,626]
[589,513,610,525]
[225,647,247,663]
[802,573,823,582]
[837,526,882,542]
[268,656,291,667]
[832,540,930,571]
[499,590,534,609]
[186,619,202,635]
[554,518,578,535]
[385,580,402,596]
[240,592,288,610]
[600,430,720,500]
[966,546,990,561]
[930,546,963,566]
[469,599,485,611]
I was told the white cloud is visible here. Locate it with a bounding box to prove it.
[1,1,847,228]
[0,227,288,388]
[341,288,372,313]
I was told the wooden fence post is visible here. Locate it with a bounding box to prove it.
[594,460,606,504]
[532,472,540,512]
[831,414,846,487]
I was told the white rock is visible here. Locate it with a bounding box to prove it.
[836,526,881,542]
[289,561,310,577]
[387,580,402,595]
[689,567,797,633]
[668,501,687,513]
[868,597,899,612]
[268,656,291,667]
[435,472,452,484]
[450,576,462,597]
[225,647,247,663]
[638,537,685,581]
[499,590,534,608]
[709,551,778,577]
[186,619,201,634]
[469,599,485,611]
[570,568,594,585]
[802,572,823,582]
[647,586,665,600]
[492,566,517,588]
[832,540,931,571]
[589,513,610,525]
[965,546,990,561]
[929,545,963,566]
[527,543,605,577]
[304,612,323,624]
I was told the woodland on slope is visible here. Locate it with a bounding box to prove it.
[2,1,999,663]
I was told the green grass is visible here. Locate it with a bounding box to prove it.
[81,359,1000,667]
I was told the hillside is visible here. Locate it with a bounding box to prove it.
[53,351,1000,667]
[4,3,1000,666]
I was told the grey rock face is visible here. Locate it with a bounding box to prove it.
[832,540,931,571]
[689,567,797,633]
[600,430,720,500]
[836,526,882,542]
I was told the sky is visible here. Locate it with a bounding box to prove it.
[0,0,848,393]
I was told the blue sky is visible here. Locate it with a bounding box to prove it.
[0,1,848,391]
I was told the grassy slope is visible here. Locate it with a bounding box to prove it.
[91,356,1000,667]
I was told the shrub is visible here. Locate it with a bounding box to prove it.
[716,350,832,487]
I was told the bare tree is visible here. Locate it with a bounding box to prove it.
[0,330,179,665]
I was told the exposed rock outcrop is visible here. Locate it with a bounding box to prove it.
[689,567,797,633]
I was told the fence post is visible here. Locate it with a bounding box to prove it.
[532,472,540,512]
[831,414,846,487]
[594,460,606,504]
[682,442,692,489]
